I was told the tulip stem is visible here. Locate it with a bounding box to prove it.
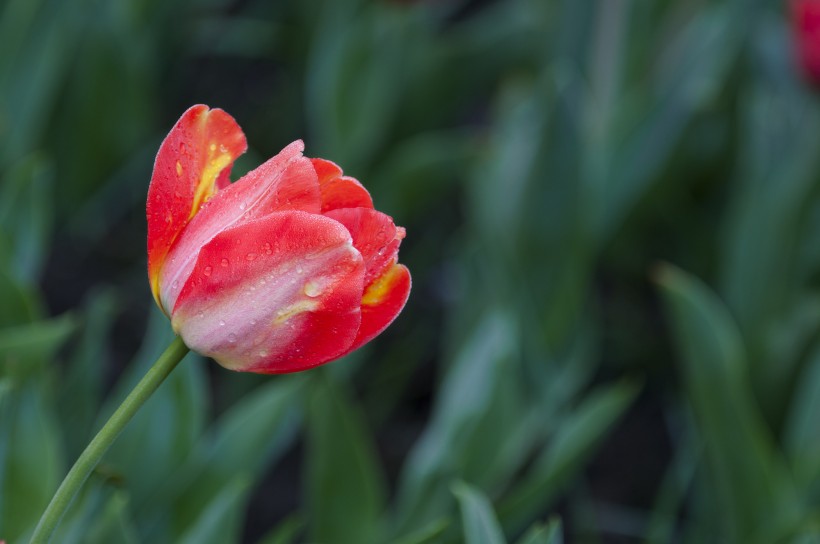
[29,336,190,544]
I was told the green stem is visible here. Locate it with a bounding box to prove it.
[29,336,190,544]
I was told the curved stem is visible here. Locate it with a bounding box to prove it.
[29,336,190,544]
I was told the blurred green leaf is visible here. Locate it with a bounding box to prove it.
[784,341,820,489]
[392,518,450,544]
[0,313,77,372]
[601,4,742,240]
[161,374,303,541]
[499,380,638,532]
[395,312,517,533]
[255,514,305,544]
[176,476,252,544]
[306,373,386,544]
[0,380,63,540]
[0,268,42,327]
[452,481,507,544]
[100,308,206,512]
[655,263,800,543]
[515,518,563,544]
[59,289,119,458]
[0,153,53,281]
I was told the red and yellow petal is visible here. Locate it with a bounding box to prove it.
[171,211,365,373]
[343,263,411,356]
[157,141,323,312]
[311,158,373,213]
[324,207,405,285]
[147,105,247,307]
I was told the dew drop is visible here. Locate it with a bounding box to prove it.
[228,333,237,343]
[239,202,246,210]
[258,349,268,357]
[172,280,179,289]
[203,266,212,276]
[220,258,229,267]
[303,281,322,297]
[264,242,272,254]
[246,253,257,261]
[296,266,303,274]
[219,144,228,153]
[219,320,226,327]
[250,319,257,325]
[209,143,217,152]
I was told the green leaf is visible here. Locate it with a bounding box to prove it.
[0,267,41,327]
[0,152,53,281]
[515,518,563,544]
[59,289,119,458]
[655,263,800,543]
[255,514,305,544]
[452,481,507,544]
[499,380,638,532]
[394,312,518,532]
[100,308,206,512]
[177,476,252,544]
[0,313,77,373]
[0,380,63,540]
[161,375,303,541]
[784,341,820,487]
[306,373,386,544]
[392,518,450,544]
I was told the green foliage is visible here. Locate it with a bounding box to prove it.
[2,0,820,542]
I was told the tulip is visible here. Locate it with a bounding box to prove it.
[793,0,820,86]
[146,105,410,373]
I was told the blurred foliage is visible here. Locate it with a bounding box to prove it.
[2,0,820,543]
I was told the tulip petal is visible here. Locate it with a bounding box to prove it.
[171,211,365,373]
[158,141,322,312]
[344,263,411,356]
[147,105,247,306]
[324,207,405,285]
[311,158,373,212]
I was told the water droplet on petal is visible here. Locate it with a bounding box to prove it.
[239,202,246,210]
[219,320,225,326]
[172,280,179,289]
[246,253,257,261]
[220,258,229,267]
[258,349,268,357]
[296,266,303,274]
[203,266,212,276]
[304,281,322,297]
[228,333,237,343]
[264,243,272,254]
[250,319,257,325]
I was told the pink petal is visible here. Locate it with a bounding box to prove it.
[171,211,365,373]
[147,105,247,307]
[158,141,322,311]
[324,207,405,285]
[311,158,373,212]
[342,263,411,357]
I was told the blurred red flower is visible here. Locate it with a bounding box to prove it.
[793,0,820,85]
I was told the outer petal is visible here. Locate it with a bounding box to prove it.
[342,263,411,357]
[158,141,321,312]
[311,158,373,212]
[147,105,247,306]
[171,211,365,374]
[324,207,405,285]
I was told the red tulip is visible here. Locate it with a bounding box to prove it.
[793,0,820,86]
[147,105,410,373]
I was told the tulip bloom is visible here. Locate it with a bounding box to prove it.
[147,105,410,373]
[793,0,820,86]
